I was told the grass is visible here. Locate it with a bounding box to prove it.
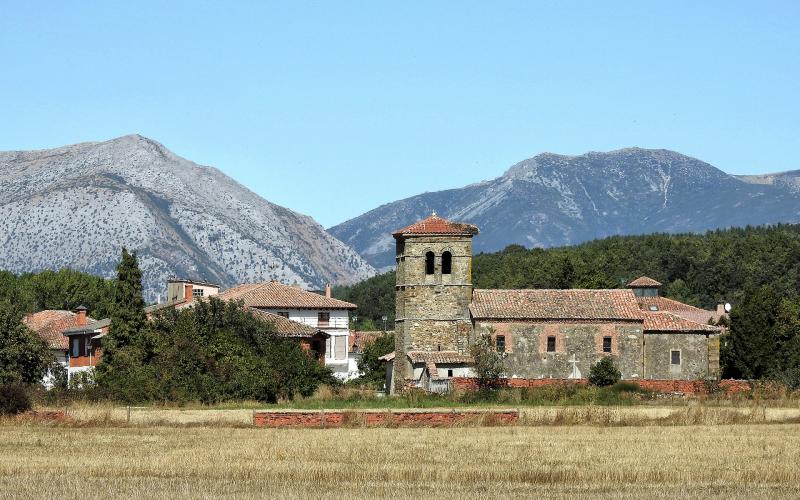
[2,422,800,498]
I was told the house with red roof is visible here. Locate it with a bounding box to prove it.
[385,213,726,393]
[214,280,356,379]
[23,307,95,387]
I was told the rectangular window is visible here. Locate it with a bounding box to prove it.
[325,336,332,359]
[318,312,330,327]
[85,340,91,357]
[277,311,289,318]
[546,336,556,353]
[496,335,506,353]
[602,336,612,353]
[192,288,204,297]
[671,350,681,365]
[72,338,80,357]
[447,369,454,378]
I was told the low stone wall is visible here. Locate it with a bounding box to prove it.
[451,377,751,395]
[253,409,519,428]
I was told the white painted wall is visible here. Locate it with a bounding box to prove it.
[257,308,352,379]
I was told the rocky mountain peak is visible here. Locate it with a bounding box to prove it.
[0,136,376,301]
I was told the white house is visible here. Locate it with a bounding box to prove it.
[215,281,357,380]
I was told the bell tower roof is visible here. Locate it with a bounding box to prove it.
[392,213,479,238]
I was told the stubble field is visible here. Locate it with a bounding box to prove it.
[2,416,800,498]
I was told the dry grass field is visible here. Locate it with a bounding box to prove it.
[2,412,800,498]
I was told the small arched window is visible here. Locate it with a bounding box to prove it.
[425,251,435,275]
[441,251,452,275]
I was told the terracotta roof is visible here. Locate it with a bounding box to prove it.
[407,351,473,364]
[378,352,395,362]
[249,309,329,339]
[23,310,96,350]
[470,289,643,321]
[349,331,390,353]
[627,276,663,288]
[392,214,479,237]
[215,281,356,310]
[635,296,722,324]
[643,311,722,333]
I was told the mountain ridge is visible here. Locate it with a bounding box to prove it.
[0,135,376,301]
[329,148,800,271]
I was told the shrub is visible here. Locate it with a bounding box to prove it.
[0,384,32,415]
[608,381,644,393]
[588,357,621,387]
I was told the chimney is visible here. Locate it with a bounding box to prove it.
[325,283,332,299]
[716,302,729,316]
[184,283,194,304]
[74,306,88,327]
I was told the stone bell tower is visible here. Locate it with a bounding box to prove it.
[392,213,479,390]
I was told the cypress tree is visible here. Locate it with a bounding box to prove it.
[95,249,151,400]
[108,248,147,350]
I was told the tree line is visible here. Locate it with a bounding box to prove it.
[0,250,334,403]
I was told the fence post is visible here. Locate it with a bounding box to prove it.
[126,405,131,424]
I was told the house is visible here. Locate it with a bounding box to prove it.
[62,308,110,383]
[145,278,220,315]
[214,280,357,379]
[250,309,329,360]
[385,213,726,393]
[22,307,93,387]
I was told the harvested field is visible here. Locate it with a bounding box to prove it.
[1,423,799,498]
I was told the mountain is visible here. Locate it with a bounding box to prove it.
[0,135,375,301]
[737,170,800,194]
[329,148,800,271]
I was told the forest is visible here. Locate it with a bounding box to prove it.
[335,224,800,329]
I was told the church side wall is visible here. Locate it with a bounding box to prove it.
[474,321,644,380]
[643,333,712,380]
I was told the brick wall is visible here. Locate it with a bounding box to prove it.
[253,409,518,428]
[451,377,751,395]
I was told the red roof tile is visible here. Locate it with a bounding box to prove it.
[215,281,356,310]
[627,276,663,287]
[643,311,722,333]
[249,309,329,338]
[392,214,479,237]
[23,310,97,350]
[349,331,390,353]
[470,289,643,321]
[635,296,723,324]
[407,351,473,364]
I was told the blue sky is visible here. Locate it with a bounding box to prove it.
[1,1,798,227]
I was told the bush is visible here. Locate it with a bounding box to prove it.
[608,381,644,393]
[0,384,32,415]
[588,357,621,387]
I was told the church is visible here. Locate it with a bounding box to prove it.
[382,214,724,393]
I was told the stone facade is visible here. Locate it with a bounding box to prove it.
[394,234,474,390]
[643,332,720,380]
[475,321,644,380]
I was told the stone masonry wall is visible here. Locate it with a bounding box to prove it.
[644,333,712,380]
[394,234,474,391]
[476,321,644,380]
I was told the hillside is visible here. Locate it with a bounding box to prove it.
[329,148,800,270]
[0,135,375,300]
[335,224,800,328]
